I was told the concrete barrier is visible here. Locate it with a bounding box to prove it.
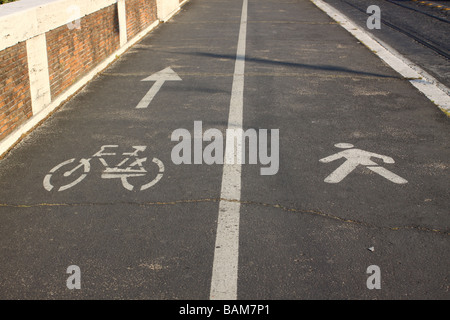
[0,0,188,156]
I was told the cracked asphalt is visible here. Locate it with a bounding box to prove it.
[0,0,449,300]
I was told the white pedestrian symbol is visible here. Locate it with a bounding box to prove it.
[319,143,408,184]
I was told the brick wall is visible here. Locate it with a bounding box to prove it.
[0,42,32,141]
[47,4,121,99]
[126,0,158,40]
[0,0,187,152]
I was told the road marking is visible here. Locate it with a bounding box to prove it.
[320,143,408,184]
[43,158,88,192]
[43,145,164,192]
[136,67,182,109]
[311,0,450,116]
[210,0,248,300]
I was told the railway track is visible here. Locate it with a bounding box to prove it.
[411,0,450,11]
[385,0,450,23]
[340,0,450,60]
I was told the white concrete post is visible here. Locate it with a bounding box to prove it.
[26,33,51,114]
[118,0,127,46]
[157,0,181,22]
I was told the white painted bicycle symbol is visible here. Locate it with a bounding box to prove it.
[43,145,164,192]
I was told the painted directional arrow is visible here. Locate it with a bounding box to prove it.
[136,67,182,109]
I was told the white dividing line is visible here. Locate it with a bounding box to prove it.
[311,0,450,116]
[210,0,248,300]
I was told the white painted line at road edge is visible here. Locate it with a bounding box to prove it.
[311,0,450,116]
[210,0,248,300]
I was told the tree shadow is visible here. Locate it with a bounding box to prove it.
[177,51,402,79]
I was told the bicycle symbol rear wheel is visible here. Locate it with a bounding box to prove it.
[43,158,91,192]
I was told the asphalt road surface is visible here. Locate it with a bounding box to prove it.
[0,0,448,301]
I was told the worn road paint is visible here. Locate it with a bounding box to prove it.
[210,0,248,301]
[136,67,182,109]
[44,146,164,192]
[320,143,408,184]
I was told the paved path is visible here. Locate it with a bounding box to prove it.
[0,0,448,300]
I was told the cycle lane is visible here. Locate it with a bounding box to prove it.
[237,0,449,299]
[0,0,243,299]
[0,0,448,301]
